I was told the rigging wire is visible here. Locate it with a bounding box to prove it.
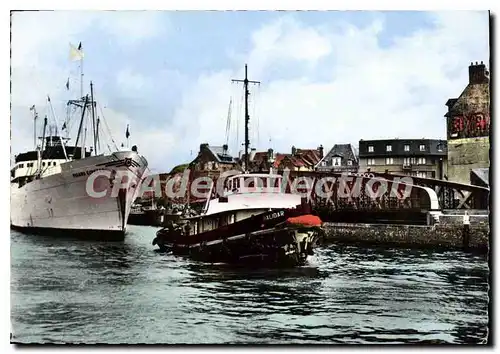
[251,83,260,150]
[225,96,232,148]
[96,100,119,152]
[235,83,244,156]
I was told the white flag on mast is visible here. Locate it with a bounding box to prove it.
[69,42,84,61]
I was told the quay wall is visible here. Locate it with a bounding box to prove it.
[322,222,489,252]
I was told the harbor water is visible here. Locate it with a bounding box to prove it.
[11,225,489,344]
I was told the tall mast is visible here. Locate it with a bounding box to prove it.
[96,117,100,153]
[47,95,68,160]
[41,116,47,153]
[30,105,38,149]
[232,64,260,172]
[74,95,89,159]
[90,81,97,155]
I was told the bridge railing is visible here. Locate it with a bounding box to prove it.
[368,172,489,210]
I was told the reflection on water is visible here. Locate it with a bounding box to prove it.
[11,225,489,344]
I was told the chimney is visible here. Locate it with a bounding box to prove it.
[468,61,489,84]
[200,143,209,153]
[250,148,257,161]
[291,145,297,156]
[318,145,324,159]
[267,148,274,162]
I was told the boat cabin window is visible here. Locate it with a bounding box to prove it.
[19,163,24,168]
[42,162,46,167]
[226,175,282,194]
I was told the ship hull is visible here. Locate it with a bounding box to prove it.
[10,224,126,241]
[10,151,148,240]
[153,208,323,267]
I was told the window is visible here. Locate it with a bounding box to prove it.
[347,160,353,166]
[368,145,374,152]
[386,145,392,152]
[410,157,416,164]
[404,144,410,152]
[53,162,57,166]
[418,157,426,165]
[437,144,443,152]
[419,144,426,151]
[332,157,341,166]
[321,161,326,166]
[417,171,426,178]
[19,163,24,168]
[403,157,411,166]
[385,157,394,165]
[367,158,376,166]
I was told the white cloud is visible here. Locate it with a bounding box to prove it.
[170,11,489,165]
[116,68,149,94]
[95,11,169,44]
[10,11,168,68]
[10,10,171,168]
[10,11,489,172]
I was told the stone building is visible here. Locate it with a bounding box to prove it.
[358,138,448,179]
[315,144,358,173]
[190,143,241,173]
[247,146,323,173]
[444,61,490,185]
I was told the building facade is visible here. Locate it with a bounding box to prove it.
[445,61,490,185]
[248,146,323,173]
[190,143,241,173]
[358,139,448,179]
[315,144,359,173]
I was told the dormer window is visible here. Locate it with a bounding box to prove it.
[368,145,374,152]
[386,145,392,152]
[419,144,426,151]
[404,144,410,152]
[332,157,341,166]
[347,160,353,166]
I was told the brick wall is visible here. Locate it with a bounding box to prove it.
[445,63,490,184]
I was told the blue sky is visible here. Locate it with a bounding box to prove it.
[10,10,489,172]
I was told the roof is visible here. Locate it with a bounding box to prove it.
[471,168,489,186]
[315,144,358,167]
[252,152,269,163]
[358,139,447,157]
[245,147,321,170]
[206,145,237,164]
[272,153,290,168]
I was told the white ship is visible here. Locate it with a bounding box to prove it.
[10,80,148,240]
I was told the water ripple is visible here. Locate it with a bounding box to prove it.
[11,226,489,344]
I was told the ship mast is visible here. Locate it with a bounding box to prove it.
[66,42,85,159]
[90,81,97,155]
[30,105,38,149]
[232,64,260,173]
